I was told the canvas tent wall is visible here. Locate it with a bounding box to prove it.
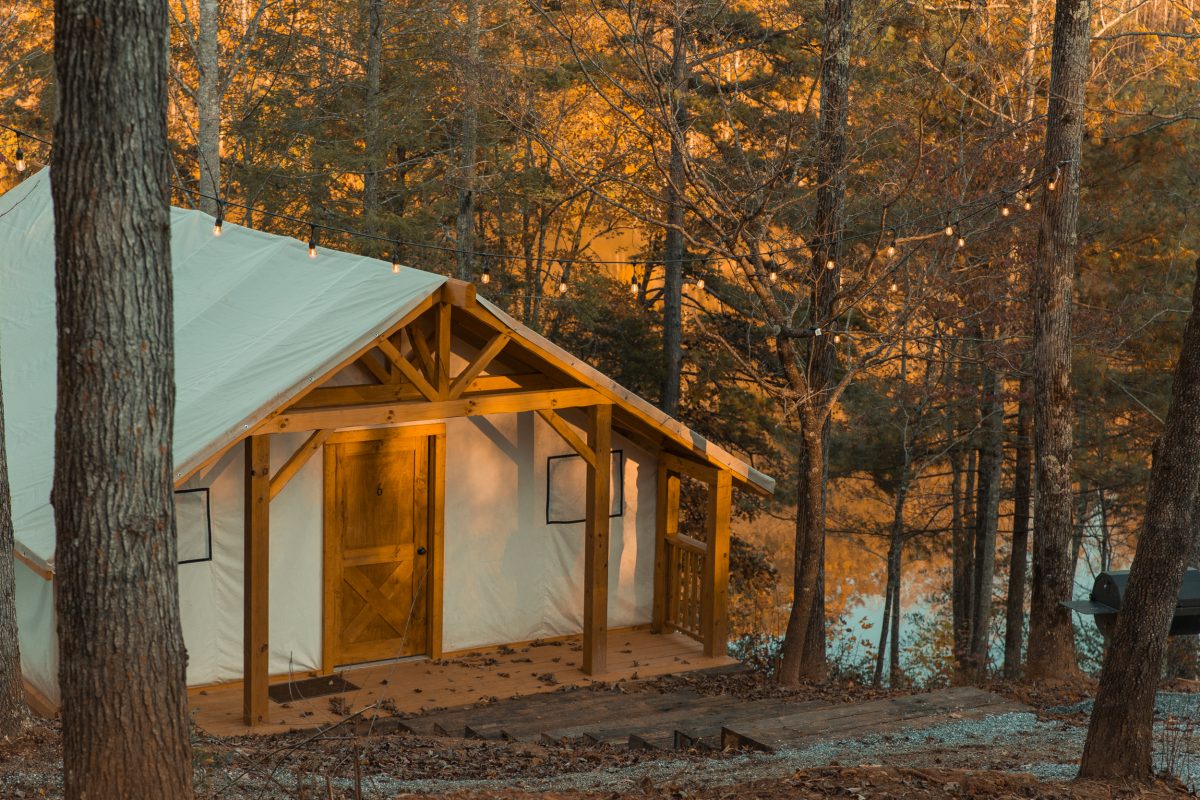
[0,170,773,706]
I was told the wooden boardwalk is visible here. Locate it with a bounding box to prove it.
[394,684,1027,753]
[190,628,735,736]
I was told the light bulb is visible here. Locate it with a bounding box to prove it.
[825,259,835,270]
[886,244,896,257]
[212,202,223,236]
[392,261,401,274]
[558,280,568,294]
[696,278,705,290]
[1047,179,1056,191]
[944,225,954,237]
[308,225,317,258]
[481,266,491,285]
[957,236,966,249]
[890,282,898,292]
[769,270,778,284]
[15,146,25,173]
[1001,205,1010,217]
[1023,198,1033,211]
[833,334,841,344]
[629,277,637,295]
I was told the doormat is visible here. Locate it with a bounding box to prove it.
[269,674,360,704]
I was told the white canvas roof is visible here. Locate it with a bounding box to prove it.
[0,170,773,571]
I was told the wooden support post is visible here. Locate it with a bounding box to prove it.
[244,435,271,726]
[428,432,447,659]
[435,301,451,397]
[702,470,732,657]
[652,462,680,633]
[582,404,612,675]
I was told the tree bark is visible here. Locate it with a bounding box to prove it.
[1026,0,1091,680]
[50,0,194,791]
[660,9,688,416]
[777,0,851,686]
[1004,378,1033,678]
[455,0,481,279]
[0,357,28,737]
[362,0,384,228]
[1079,259,1200,779]
[969,364,1003,677]
[197,0,220,214]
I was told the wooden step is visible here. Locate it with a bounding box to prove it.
[722,688,1026,752]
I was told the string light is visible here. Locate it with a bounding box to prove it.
[481,265,491,284]
[212,200,223,237]
[628,275,637,295]
[769,270,778,284]
[957,236,966,249]
[308,225,318,258]
[825,259,836,270]
[833,334,842,344]
[0,118,1063,278]
[696,277,705,290]
[391,250,401,274]
[889,281,898,292]
[558,280,568,294]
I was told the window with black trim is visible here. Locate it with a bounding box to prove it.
[546,450,624,524]
[175,488,213,564]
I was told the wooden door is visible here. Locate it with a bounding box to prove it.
[324,432,431,668]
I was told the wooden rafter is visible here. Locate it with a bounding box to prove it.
[448,332,510,400]
[292,374,554,408]
[377,337,439,401]
[269,429,331,500]
[358,351,392,385]
[457,303,770,497]
[536,408,596,467]
[406,325,436,383]
[261,388,608,433]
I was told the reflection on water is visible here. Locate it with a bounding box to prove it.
[733,507,1131,684]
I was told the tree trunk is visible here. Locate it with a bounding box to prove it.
[779,419,828,683]
[50,0,194,791]
[1079,258,1200,779]
[874,481,907,687]
[362,0,384,228]
[1004,378,1033,678]
[455,0,481,280]
[0,357,28,737]
[660,11,688,416]
[197,0,220,215]
[1026,0,1091,680]
[777,0,851,686]
[949,444,972,675]
[969,364,1003,678]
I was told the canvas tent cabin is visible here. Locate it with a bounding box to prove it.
[0,170,773,727]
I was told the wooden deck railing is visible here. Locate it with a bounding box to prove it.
[665,533,706,641]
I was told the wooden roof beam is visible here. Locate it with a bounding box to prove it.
[260,387,609,433]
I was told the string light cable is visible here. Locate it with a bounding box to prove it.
[1,120,1069,281]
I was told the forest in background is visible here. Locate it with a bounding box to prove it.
[2,0,1199,687]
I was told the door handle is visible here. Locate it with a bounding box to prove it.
[417,547,427,556]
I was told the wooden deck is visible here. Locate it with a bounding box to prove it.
[190,628,735,737]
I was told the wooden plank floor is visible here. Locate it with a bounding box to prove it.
[190,628,734,737]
